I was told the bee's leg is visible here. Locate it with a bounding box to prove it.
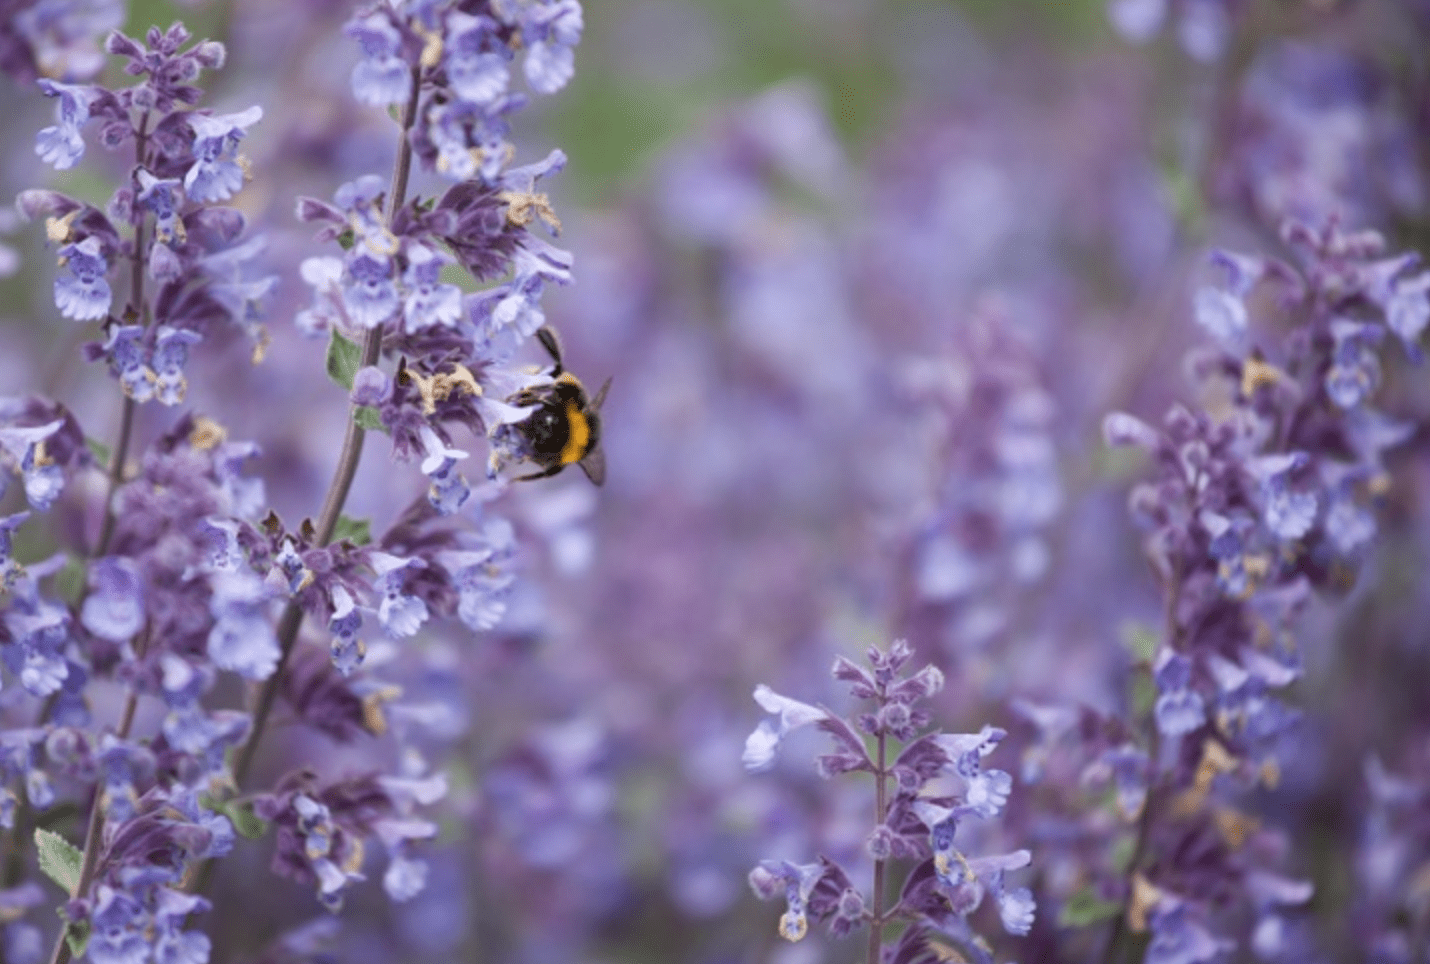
[511,463,566,483]
[536,326,565,376]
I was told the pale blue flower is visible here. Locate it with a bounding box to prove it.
[342,252,399,329]
[446,12,510,105]
[346,13,410,107]
[35,79,94,170]
[370,552,430,638]
[184,106,262,203]
[207,570,279,680]
[81,557,145,642]
[54,235,111,321]
[743,685,828,772]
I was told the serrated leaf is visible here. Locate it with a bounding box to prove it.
[1057,887,1123,929]
[84,437,112,467]
[331,515,372,546]
[64,920,90,957]
[326,329,362,391]
[354,406,385,432]
[35,828,82,894]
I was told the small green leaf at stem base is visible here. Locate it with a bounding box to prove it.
[326,330,363,391]
[64,920,90,957]
[200,794,269,840]
[1057,886,1123,929]
[35,828,82,894]
[52,557,86,606]
[331,515,372,546]
[354,406,385,432]
[85,437,112,467]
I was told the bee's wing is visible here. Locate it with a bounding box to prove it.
[578,445,606,486]
[590,376,612,412]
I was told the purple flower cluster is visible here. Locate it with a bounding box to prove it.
[999,215,1426,963]
[0,0,585,960]
[0,0,124,83]
[746,641,1035,963]
[21,23,271,406]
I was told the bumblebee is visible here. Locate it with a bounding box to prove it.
[505,326,611,485]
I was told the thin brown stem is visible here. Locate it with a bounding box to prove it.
[44,113,156,964]
[48,631,149,964]
[1101,566,1183,964]
[95,111,151,561]
[226,64,420,795]
[867,726,888,964]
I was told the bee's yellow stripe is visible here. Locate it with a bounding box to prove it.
[560,402,589,465]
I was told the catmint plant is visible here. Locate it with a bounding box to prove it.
[1,0,585,959]
[746,640,1035,964]
[1014,216,1427,964]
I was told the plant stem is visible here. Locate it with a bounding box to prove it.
[227,65,420,793]
[1101,566,1183,964]
[95,111,152,560]
[867,722,888,964]
[44,113,157,964]
[48,631,150,964]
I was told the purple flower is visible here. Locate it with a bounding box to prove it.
[445,13,510,105]
[1154,651,1206,737]
[345,12,410,107]
[206,570,280,680]
[54,235,111,321]
[402,244,463,332]
[34,79,95,169]
[517,0,582,94]
[152,327,203,405]
[81,557,146,642]
[0,420,66,511]
[436,517,517,632]
[342,252,399,329]
[328,584,365,676]
[1146,901,1233,964]
[86,886,150,964]
[296,256,344,336]
[1325,319,1384,410]
[184,106,262,203]
[98,326,154,401]
[418,427,470,516]
[370,552,430,638]
[742,685,828,772]
[1250,453,1317,541]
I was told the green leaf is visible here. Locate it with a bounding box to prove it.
[223,801,269,840]
[331,515,372,546]
[35,828,82,894]
[84,437,112,467]
[1131,672,1157,722]
[336,228,356,251]
[1057,886,1123,929]
[325,330,362,391]
[64,920,90,957]
[51,557,86,607]
[200,795,269,841]
[1119,621,1159,665]
[354,406,385,432]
